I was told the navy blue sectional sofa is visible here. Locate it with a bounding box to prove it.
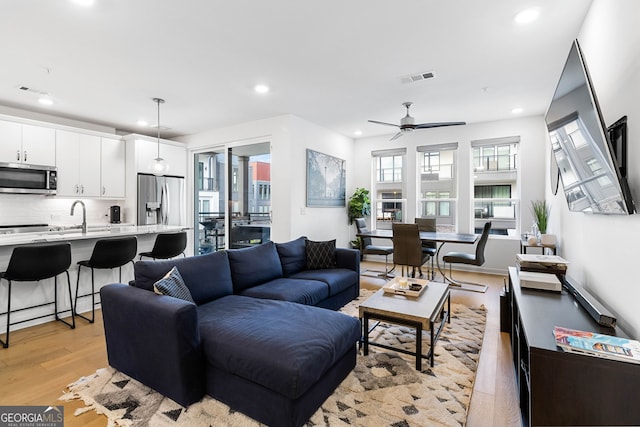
[100,237,361,427]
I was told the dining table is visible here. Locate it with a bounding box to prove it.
[356,228,486,292]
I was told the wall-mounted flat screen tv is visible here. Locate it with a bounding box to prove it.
[545,39,635,214]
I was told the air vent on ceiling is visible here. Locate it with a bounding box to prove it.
[16,85,49,96]
[400,70,436,84]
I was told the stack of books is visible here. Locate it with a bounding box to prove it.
[516,254,569,275]
[554,326,640,364]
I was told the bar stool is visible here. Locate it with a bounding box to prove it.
[0,242,75,348]
[139,231,187,260]
[75,236,137,323]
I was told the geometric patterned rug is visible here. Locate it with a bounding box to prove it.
[59,289,486,427]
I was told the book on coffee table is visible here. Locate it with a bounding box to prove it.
[382,277,428,297]
[553,326,640,364]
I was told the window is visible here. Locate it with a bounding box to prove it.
[416,143,458,232]
[473,144,516,171]
[372,149,406,229]
[376,155,403,182]
[471,136,520,235]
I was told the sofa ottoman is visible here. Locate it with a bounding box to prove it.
[199,295,360,426]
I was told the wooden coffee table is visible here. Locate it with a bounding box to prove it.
[359,278,450,369]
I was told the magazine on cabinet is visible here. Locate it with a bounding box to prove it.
[553,326,640,364]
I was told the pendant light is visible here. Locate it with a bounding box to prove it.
[153,97,166,174]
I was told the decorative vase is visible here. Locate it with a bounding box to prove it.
[540,234,556,246]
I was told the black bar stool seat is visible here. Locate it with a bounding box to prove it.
[139,231,187,260]
[0,242,74,348]
[75,236,137,323]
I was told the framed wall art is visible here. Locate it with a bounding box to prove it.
[306,149,346,207]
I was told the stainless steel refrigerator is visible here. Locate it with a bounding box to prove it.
[137,173,185,226]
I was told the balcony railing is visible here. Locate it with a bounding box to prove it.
[473,154,517,172]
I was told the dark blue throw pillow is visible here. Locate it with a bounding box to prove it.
[305,239,336,270]
[227,241,283,292]
[276,236,307,276]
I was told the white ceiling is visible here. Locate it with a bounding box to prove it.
[0,0,592,140]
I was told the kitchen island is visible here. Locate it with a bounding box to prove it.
[0,224,191,335]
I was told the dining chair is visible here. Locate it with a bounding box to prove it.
[415,218,437,280]
[442,221,491,292]
[392,223,430,278]
[355,218,393,279]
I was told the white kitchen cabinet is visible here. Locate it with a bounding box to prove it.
[101,137,125,198]
[55,130,101,197]
[136,139,187,177]
[0,120,55,166]
[22,124,56,166]
[161,143,187,177]
[0,120,23,163]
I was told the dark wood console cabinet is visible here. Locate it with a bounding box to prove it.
[508,267,640,426]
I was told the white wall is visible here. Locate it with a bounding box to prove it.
[180,114,355,247]
[354,115,548,274]
[550,0,640,336]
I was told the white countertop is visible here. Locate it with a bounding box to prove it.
[0,224,189,247]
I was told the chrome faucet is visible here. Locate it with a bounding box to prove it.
[70,200,87,234]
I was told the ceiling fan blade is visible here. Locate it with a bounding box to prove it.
[389,131,404,141]
[414,121,466,129]
[368,120,400,128]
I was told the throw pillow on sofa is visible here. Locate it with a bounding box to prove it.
[227,241,284,292]
[276,236,307,277]
[153,266,195,303]
[306,239,336,270]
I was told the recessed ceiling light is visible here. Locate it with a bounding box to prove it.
[254,84,269,94]
[137,120,148,127]
[515,8,539,24]
[38,97,53,106]
[512,107,524,114]
[354,130,362,136]
[71,0,95,6]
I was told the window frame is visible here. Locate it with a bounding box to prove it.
[415,143,459,233]
[471,136,520,236]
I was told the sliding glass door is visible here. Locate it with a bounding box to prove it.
[194,142,271,255]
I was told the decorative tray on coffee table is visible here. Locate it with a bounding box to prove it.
[383,277,429,297]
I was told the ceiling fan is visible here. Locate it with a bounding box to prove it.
[368,102,466,141]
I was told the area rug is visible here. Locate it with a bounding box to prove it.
[60,289,486,427]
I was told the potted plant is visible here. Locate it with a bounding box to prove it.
[348,187,371,250]
[530,200,556,245]
[347,187,371,224]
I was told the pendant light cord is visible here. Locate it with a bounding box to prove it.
[152,97,165,160]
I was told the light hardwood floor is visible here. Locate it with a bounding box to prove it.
[0,263,521,427]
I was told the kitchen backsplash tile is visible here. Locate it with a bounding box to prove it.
[0,195,125,227]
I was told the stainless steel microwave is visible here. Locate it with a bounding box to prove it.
[0,162,57,195]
